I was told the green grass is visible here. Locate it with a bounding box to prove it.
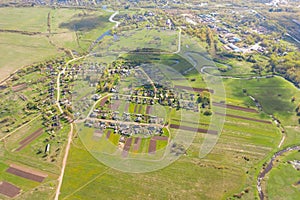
[0,32,59,80]
[50,9,113,52]
[0,7,50,32]
[59,139,109,199]
[223,76,300,148]
[99,28,179,55]
[0,7,114,81]
[266,151,300,200]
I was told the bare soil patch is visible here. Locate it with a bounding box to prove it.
[212,102,258,113]
[6,164,47,183]
[170,124,218,135]
[122,138,133,157]
[132,137,142,152]
[148,139,156,154]
[12,83,27,92]
[106,130,111,139]
[124,102,129,112]
[146,106,152,115]
[100,96,108,107]
[133,104,137,113]
[138,105,142,114]
[215,112,271,124]
[0,181,21,198]
[110,100,121,110]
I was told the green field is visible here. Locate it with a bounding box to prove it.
[0,7,113,81]
[223,76,300,147]
[0,5,300,200]
[59,53,288,199]
[266,151,300,200]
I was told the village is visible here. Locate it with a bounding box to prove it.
[0,1,299,199]
[69,57,213,154]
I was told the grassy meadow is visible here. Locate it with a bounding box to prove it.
[266,150,300,200]
[0,7,114,81]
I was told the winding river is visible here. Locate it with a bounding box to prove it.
[257,145,300,200]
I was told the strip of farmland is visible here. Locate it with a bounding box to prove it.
[133,104,137,113]
[100,96,108,107]
[146,106,152,115]
[16,128,43,151]
[122,138,133,157]
[212,102,258,113]
[106,130,111,139]
[0,181,21,198]
[6,165,47,183]
[110,100,121,110]
[132,137,142,152]
[215,112,271,124]
[148,139,156,154]
[174,85,214,93]
[170,124,218,135]
[138,105,143,114]
[172,118,209,126]
[12,83,27,92]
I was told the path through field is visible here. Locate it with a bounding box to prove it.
[54,123,73,200]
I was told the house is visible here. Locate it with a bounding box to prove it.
[91,94,101,101]
[45,144,50,154]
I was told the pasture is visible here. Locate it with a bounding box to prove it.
[223,76,300,147]
[266,150,300,200]
[0,7,113,81]
[60,57,282,200]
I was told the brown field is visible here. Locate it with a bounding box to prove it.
[93,130,103,139]
[133,104,138,113]
[122,138,133,157]
[132,137,142,152]
[124,102,129,112]
[0,181,21,198]
[16,128,43,151]
[212,102,258,113]
[215,112,271,124]
[100,97,108,107]
[138,105,142,114]
[172,118,209,126]
[174,85,214,93]
[152,136,168,141]
[106,130,111,139]
[6,164,47,183]
[170,124,218,135]
[148,139,156,154]
[146,105,152,115]
[110,100,120,110]
[12,83,27,92]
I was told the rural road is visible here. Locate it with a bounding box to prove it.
[56,55,85,114]
[0,114,41,142]
[137,66,157,98]
[109,11,120,28]
[173,27,182,54]
[54,123,73,200]
[54,11,121,200]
